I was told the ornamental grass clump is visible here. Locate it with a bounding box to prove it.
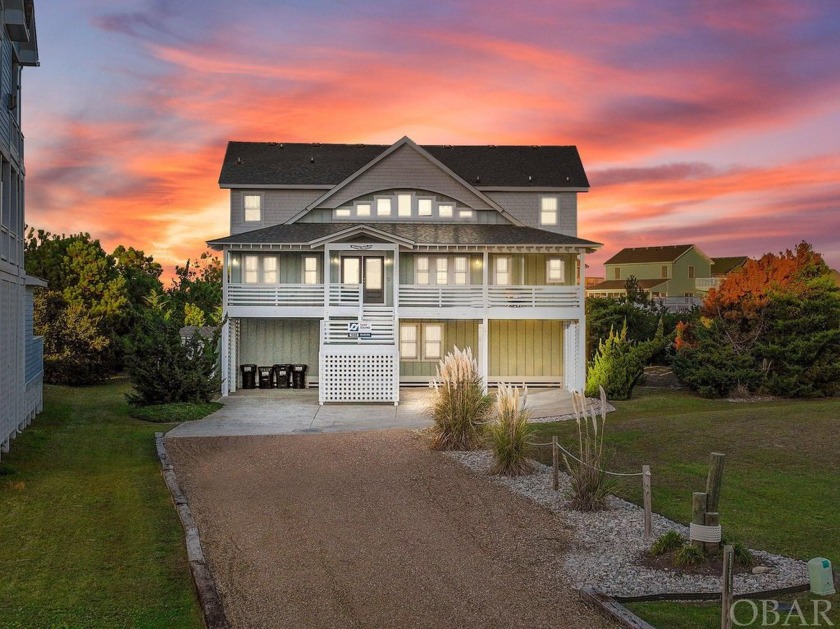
[488,383,536,476]
[564,386,615,511]
[429,346,492,450]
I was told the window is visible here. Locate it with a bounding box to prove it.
[244,195,261,222]
[688,265,695,279]
[540,196,558,225]
[494,257,510,285]
[438,204,453,218]
[400,324,418,359]
[244,255,259,284]
[398,194,412,217]
[335,208,352,218]
[436,258,448,285]
[661,265,668,279]
[547,258,565,283]
[458,209,474,219]
[376,198,392,216]
[356,203,371,217]
[415,256,430,285]
[342,257,360,284]
[418,198,433,216]
[262,257,278,283]
[304,257,319,284]
[424,324,443,360]
[454,257,468,285]
[614,267,621,280]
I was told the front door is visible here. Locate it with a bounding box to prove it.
[341,256,385,304]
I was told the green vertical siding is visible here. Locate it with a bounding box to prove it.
[238,318,320,375]
[488,320,563,377]
[399,319,478,377]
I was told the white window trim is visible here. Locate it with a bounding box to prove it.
[415,256,430,285]
[244,255,260,284]
[376,197,393,217]
[546,258,565,284]
[417,197,434,217]
[540,196,558,226]
[262,256,279,284]
[435,257,448,285]
[303,256,319,285]
[243,193,263,222]
[400,323,419,360]
[494,256,511,286]
[454,256,468,286]
[424,324,443,360]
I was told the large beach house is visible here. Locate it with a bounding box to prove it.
[209,137,600,404]
[0,0,42,458]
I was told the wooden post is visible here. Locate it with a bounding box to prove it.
[721,544,734,629]
[692,492,708,551]
[706,452,725,513]
[642,465,652,539]
[705,511,721,555]
[552,436,559,491]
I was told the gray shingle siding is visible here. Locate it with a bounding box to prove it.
[316,144,493,210]
[484,191,577,236]
[230,189,324,235]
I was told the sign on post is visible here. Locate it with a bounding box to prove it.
[347,321,372,339]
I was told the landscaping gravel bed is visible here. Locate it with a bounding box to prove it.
[446,450,809,597]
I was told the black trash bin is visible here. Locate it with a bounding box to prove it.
[240,364,257,389]
[291,364,308,389]
[272,364,290,389]
[257,366,274,389]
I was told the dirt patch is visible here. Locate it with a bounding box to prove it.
[166,431,616,629]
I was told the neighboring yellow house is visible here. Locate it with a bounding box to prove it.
[586,246,749,310]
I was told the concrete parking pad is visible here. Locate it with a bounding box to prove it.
[165,386,576,438]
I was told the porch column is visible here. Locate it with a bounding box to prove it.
[220,318,230,396]
[323,245,331,316]
[229,319,238,393]
[478,319,488,394]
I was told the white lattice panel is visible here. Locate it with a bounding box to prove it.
[319,349,398,404]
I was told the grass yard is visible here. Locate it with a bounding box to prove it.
[532,387,840,628]
[0,380,205,628]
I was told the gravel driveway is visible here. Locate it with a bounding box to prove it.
[166,431,614,629]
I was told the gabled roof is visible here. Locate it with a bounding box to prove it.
[219,140,589,188]
[586,279,667,291]
[207,223,601,249]
[605,245,697,265]
[711,256,749,276]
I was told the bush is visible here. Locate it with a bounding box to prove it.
[564,388,615,511]
[672,339,763,398]
[429,346,492,450]
[487,383,535,476]
[126,300,220,406]
[650,531,687,556]
[585,319,666,400]
[674,544,705,566]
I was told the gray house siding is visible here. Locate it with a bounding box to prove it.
[484,191,577,236]
[230,189,324,234]
[315,144,494,211]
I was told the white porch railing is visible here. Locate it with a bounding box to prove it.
[328,283,362,307]
[695,277,722,291]
[398,285,484,308]
[228,283,325,307]
[487,285,580,308]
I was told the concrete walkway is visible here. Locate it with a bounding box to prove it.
[165,386,576,438]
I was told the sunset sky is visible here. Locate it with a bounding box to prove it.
[23,0,840,279]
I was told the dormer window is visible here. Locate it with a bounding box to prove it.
[418,199,433,216]
[397,194,412,217]
[376,198,392,216]
[614,267,621,280]
[356,203,371,217]
[244,194,261,222]
[438,204,453,218]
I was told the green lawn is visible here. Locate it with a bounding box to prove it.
[532,387,840,628]
[0,381,204,628]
